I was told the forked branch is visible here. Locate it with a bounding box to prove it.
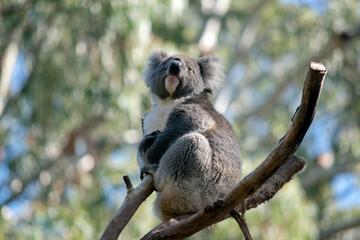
[100,62,326,240]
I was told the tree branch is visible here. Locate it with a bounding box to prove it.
[242,155,305,211]
[319,217,360,240]
[100,175,154,240]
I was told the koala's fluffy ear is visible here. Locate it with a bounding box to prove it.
[143,50,168,86]
[198,56,225,94]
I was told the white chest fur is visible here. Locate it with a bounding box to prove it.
[143,97,184,136]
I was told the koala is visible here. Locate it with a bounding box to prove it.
[137,50,242,222]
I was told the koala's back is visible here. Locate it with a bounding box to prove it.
[173,96,242,179]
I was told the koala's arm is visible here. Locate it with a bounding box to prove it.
[145,106,213,164]
[145,110,193,164]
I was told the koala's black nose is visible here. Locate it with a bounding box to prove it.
[168,59,182,75]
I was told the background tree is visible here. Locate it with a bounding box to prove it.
[0,0,359,239]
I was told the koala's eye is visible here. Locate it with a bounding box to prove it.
[187,67,193,72]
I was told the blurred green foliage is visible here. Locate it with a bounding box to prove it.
[1,0,360,239]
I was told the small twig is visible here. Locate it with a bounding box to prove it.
[230,210,253,240]
[123,175,133,191]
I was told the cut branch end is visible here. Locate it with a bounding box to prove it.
[310,62,327,73]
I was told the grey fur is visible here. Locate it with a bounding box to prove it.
[198,56,225,93]
[138,51,242,221]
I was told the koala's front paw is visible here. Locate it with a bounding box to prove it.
[140,163,159,180]
[139,130,161,155]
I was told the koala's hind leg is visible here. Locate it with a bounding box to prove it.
[154,132,212,191]
[153,132,213,221]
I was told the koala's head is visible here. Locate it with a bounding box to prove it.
[143,50,225,100]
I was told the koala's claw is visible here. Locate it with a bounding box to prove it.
[140,171,145,181]
[140,163,159,180]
